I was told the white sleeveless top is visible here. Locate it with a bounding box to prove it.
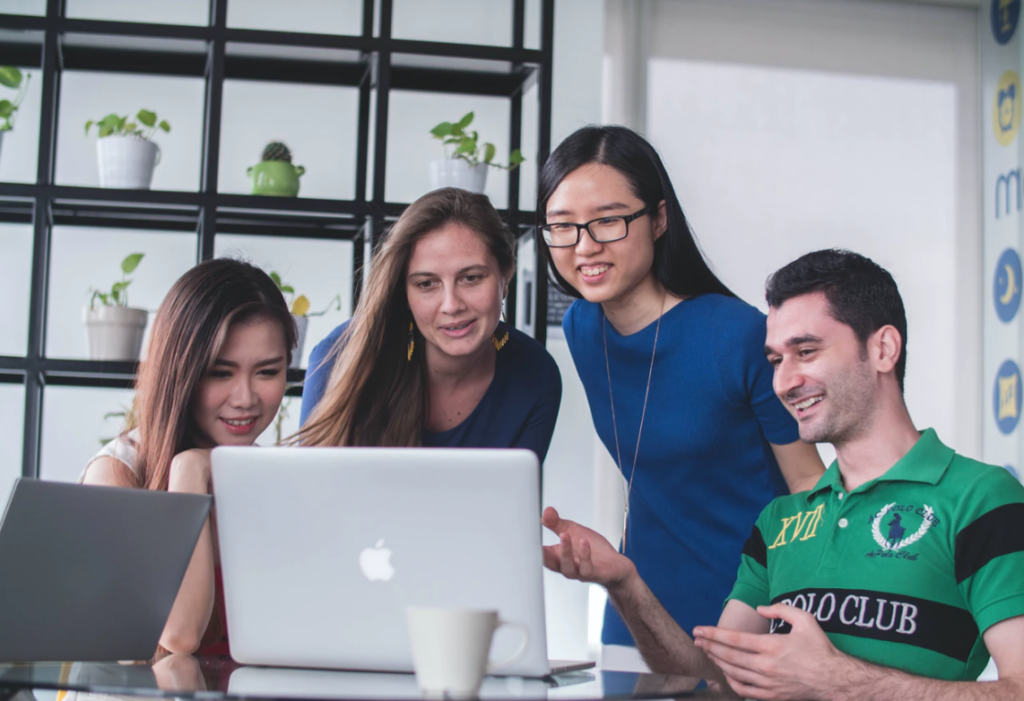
[80,429,141,483]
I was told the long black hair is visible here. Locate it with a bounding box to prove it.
[538,125,734,300]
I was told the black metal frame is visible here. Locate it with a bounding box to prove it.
[0,0,554,479]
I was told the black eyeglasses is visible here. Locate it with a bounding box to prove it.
[540,206,652,248]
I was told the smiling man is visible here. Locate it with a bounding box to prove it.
[543,249,1024,700]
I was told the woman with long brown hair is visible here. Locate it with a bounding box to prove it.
[81,258,296,655]
[299,187,561,459]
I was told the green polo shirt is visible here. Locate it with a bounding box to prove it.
[727,429,1024,680]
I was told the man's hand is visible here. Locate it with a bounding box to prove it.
[541,506,637,589]
[693,603,842,701]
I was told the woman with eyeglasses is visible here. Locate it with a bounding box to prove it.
[538,126,825,671]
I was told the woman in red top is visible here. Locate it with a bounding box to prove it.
[83,258,295,655]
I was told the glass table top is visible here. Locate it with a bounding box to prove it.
[0,656,722,701]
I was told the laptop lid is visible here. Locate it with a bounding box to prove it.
[212,446,550,676]
[0,479,212,662]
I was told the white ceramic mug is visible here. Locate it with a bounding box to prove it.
[406,606,529,699]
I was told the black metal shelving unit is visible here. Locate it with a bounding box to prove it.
[0,0,554,479]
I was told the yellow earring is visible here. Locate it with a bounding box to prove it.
[492,325,509,352]
[407,322,415,361]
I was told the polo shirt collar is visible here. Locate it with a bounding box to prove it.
[805,428,954,502]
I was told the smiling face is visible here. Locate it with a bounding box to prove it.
[405,222,507,365]
[191,317,288,447]
[545,163,666,306]
[765,292,878,446]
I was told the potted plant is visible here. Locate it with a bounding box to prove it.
[270,271,341,368]
[0,66,31,165]
[85,109,171,189]
[248,142,305,197]
[428,111,525,194]
[84,253,149,361]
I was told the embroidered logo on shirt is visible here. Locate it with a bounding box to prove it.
[768,504,825,550]
[865,503,937,559]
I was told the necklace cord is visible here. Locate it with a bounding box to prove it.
[603,296,664,554]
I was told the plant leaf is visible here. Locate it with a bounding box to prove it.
[270,271,282,287]
[450,124,463,137]
[280,285,294,294]
[136,109,157,127]
[99,114,122,128]
[0,100,13,118]
[98,125,113,137]
[0,66,22,89]
[291,295,311,316]
[124,122,136,133]
[454,138,476,155]
[116,115,127,131]
[509,149,525,166]
[457,111,474,129]
[158,120,170,132]
[111,281,125,294]
[84,119,94,135]
[483,143,496,164]
[121,252,144,274]
[430,121,453,138]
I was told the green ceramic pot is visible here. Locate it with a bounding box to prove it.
[247,160,305,197]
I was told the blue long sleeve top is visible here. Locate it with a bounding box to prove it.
[563,294,800,645]
[300,321,562,462]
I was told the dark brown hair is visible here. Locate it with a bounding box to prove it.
[297,187,514,448]
[128,258,296,491]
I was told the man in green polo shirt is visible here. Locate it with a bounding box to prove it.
[542,249,1024,700]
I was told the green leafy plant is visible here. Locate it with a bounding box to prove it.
[430,112,525,169]
[0,66,31,132]
[98,403,133,445]
[90,253,145,310]
[270,271,342,317]
[261,141,293,163]
[273,396,294,445]
[85,109,171,140]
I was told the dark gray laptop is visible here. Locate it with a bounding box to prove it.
[0,478,211,662]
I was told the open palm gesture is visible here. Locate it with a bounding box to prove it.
[541,507,637,588]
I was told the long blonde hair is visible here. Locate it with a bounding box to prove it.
[296,188,515,447]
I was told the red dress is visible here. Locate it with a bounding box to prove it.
[197,566,230,656]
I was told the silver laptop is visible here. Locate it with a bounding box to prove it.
[0,478,212,662]
[212,447,593,677]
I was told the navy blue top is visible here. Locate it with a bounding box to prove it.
[300,321,563,461]
[563,294,800,645]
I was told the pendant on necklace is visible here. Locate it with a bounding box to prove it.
[622,505,629,554]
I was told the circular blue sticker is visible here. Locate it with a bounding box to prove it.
[994,359,1022,434]
[1007,465,1021,480]
[993,0,1020,45]
[994,248,1022,322]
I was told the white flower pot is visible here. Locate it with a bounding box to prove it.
[97,136,161,189]
[429,159,488,194]
[291,314,309,369]
[83,306,149,361]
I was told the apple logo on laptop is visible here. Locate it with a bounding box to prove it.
[359,539,395,581]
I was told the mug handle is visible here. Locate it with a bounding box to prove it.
[295,165,305,177]
[153,143,162,166]
[485,620,529,674]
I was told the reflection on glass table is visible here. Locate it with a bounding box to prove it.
[0,655,721,700]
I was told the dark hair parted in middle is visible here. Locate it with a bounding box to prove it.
[296,187,515,448]
[537,125,734,300]
[765,248,908,392]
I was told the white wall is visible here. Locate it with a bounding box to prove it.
[642,0,981,464]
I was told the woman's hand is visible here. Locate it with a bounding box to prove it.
[542,506,637,590]
[169,449,212,495]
